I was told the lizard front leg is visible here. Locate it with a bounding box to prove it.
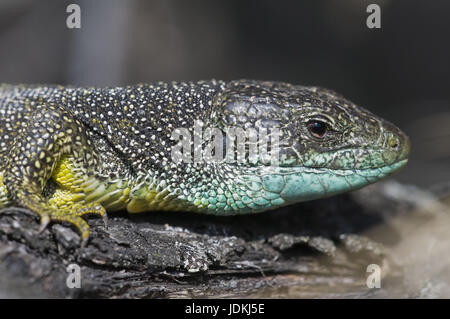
[2,103,106,246]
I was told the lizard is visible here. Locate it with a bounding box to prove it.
[0,80,410,246]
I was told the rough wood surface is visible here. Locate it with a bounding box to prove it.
[1,181,448,298]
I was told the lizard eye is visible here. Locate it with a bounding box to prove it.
[307,120,329,138]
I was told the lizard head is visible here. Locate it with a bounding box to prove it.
[206,80,410,211]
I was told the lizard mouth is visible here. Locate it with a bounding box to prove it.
[303,157,409,172]
[324,158,408,179]
[311,158,409,196]
[262,158,408,178]
[291,130,411,172]
[378,158,408,173]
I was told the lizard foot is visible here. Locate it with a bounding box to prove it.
[34,203,107,247]
[74,203,108,229]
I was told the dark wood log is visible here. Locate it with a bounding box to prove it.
[1,180,447,298]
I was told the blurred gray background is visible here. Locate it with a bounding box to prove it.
[0,0,448,188]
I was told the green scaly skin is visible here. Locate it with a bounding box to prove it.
[0,80,410,246]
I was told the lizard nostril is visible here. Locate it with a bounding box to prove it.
[388,136,399,149]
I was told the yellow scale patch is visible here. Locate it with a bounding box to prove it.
[49,156,86,209]
[0,155,196,214]
[126,187,191,213]
[2,157,198,214]
[48,156,132,211]
[47,156,194,214]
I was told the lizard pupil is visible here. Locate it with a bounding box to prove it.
[307,120,328,138]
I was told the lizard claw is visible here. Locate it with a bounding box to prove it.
[102,212,109,229]
[38,215,50,233]
[81,236,89,248]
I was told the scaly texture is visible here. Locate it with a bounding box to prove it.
[0,80,410,244]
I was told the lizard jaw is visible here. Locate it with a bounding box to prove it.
[242,158,408,209]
